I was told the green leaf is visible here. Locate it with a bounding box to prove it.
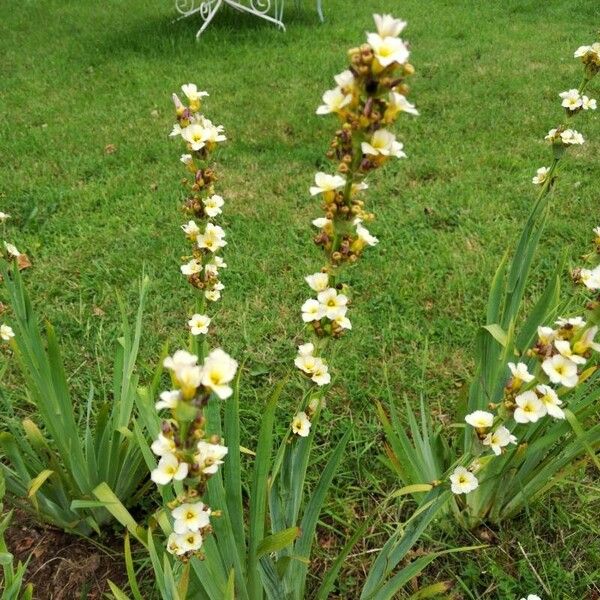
[293,429,352,599]
[190,550,228,600]
[486,251,508,324]
[258,556,287,600]
[108,581,133,600]
[0,432,32,485]
[22,418,51,455]
[564,408,600,471]
[257,527,300,557]
[177,561,190,599]
[27,469,54,504]
[70,499,108,510]
[204,397,249,600]
[370,545,484,600]
[361,489,449,598]
[146,529,168,597]
[515,275,560,352]
[92,482,145,544]
[390,484,434,498]
[375,397,428,489]
[247,381,285,600]
[225,570,236,600]
[482,324,508,348]
[223,365,246,562]
[124,532,144,600]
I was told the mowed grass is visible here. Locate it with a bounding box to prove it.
[1,0,599,597]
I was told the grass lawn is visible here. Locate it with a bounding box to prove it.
[1,0,599,597]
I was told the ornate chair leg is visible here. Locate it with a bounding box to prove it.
[224,0,286,31]
[195,0,224,38]
[316,0,323,21]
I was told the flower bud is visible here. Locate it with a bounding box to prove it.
[395,83,410,95]
[172,93,185,116]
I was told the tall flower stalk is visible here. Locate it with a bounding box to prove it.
[172,84,227,347]
[294,14,418,419]
[147,86,237,559]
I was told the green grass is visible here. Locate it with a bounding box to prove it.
[1,0,599,597]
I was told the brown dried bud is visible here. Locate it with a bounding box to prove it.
[314,233,328,246]
[360,45,373,61]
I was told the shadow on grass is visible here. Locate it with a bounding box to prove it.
[98,2,326,58]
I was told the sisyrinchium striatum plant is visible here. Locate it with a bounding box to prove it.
[0,254,150,536]
[378,40,600,531]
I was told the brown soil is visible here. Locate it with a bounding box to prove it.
[5,509,128,600]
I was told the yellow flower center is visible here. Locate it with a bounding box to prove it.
[379,44,393,57]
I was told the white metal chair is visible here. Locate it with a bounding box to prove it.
[175,0,323,39]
